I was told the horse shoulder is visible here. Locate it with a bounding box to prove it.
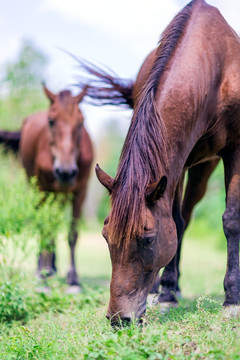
[21,111,48,151]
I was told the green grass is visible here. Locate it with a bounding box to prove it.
[0,230,239,360]
[0,154,239,360]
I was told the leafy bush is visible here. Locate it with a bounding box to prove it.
[0,275,107,324]
[0,171,68,238]
[0,152,71,273]
[0,280,28,322]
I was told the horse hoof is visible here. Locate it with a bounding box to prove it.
[157,301,178,314]
[222,305,240,318]
[35,269,56,279]
[36,286,51,294]
[65,285,82,295]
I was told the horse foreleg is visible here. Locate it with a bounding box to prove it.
[36,194,58,278]
[158,173,185,304]
[175,158,220,291]
[67,190,85,288]
[222,148,240,306]
[158,158,220,303]
[37,241,56,278]
[67,221,79,286]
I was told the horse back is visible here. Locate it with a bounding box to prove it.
[132,0,240,169]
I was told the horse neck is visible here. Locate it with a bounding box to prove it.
[154,17,229,194]
[156,84,212,199]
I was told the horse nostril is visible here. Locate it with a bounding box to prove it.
[55,167,61,175]
[54,166,78,183]
[107,315,132,327]
[121,317,132,325]
[70,168,78,178]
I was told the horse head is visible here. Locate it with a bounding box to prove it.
[43,84,88,185]
[96,165,177,325]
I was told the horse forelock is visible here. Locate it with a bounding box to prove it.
[52,90,81,123]
[107,1,197,247]
[59,90,72,101]
[58,90,74,109]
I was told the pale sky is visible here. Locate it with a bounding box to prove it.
[0,0,239,137]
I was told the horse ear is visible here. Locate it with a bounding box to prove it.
[42,83,56,103]
[74,85,88,104]
[146,176,167,204]
[95,164,114,194]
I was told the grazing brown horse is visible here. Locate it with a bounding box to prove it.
[80,60,221,299]
[0,86,93,290]
[86,0,240,323]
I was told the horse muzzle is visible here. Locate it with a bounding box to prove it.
[53,165,78,185]
[106,300,146,327]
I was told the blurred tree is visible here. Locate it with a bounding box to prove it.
[0,39,48,129]
[4,39,47,95]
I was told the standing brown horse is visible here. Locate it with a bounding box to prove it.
[86,0,240,323]
[0,85,93,291]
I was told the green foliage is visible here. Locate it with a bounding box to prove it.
[0,152,71,271]
[0,275,107,325]
[29,180,71,251]
[0,280,28,323]
[0,169,67,238]
[0,286,239,359]
[4,39,47,95]
[0,225,239,359]
[26,283,106,317]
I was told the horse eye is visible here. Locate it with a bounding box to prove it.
[104,217,109,225]
[143,237,155,247]
[48,119,55,128]
[137,236,155,247]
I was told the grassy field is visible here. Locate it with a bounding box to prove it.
[0,227,239,360]
[0,153,238,360]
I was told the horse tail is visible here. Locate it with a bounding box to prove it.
[78,60,134,108]
[0,130,21,154]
